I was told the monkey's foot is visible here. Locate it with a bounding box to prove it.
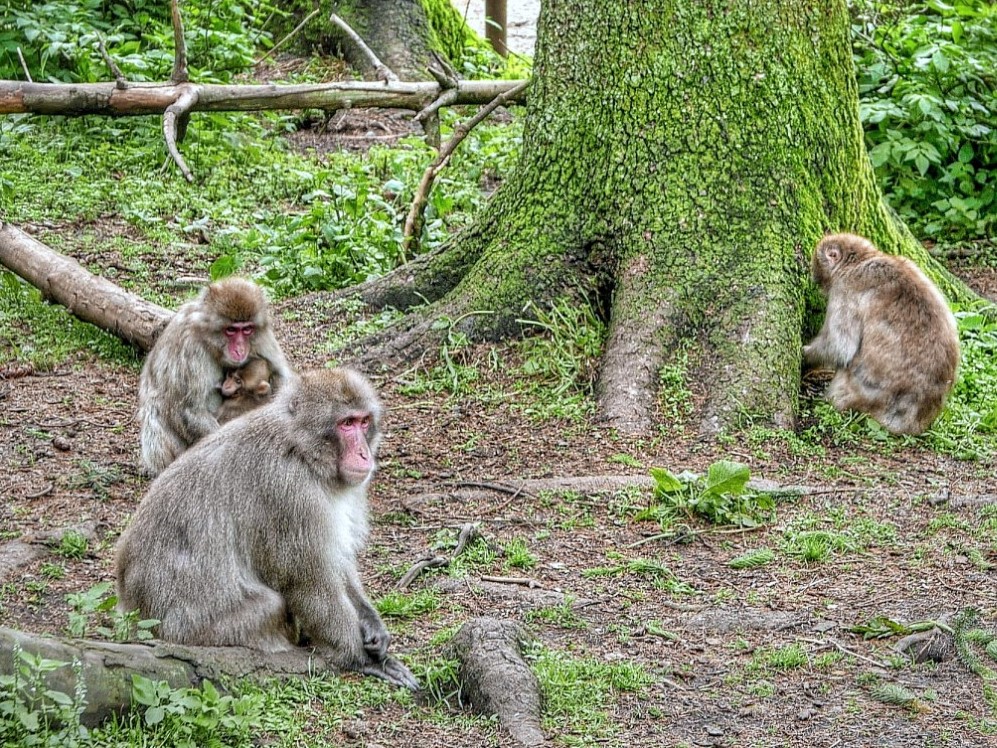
[363,655,420,691]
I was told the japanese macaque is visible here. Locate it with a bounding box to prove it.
[116,368,417,690]
[803,233,959,435]
[137,277,294,476]
[216,357,274,424]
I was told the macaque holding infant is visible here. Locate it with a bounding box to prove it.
[804,233,959,435]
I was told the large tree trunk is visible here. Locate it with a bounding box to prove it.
[353,0,978,434]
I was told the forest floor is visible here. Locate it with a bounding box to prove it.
[3,109,997,747]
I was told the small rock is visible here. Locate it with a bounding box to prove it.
[52,436,72,452]
[797,708,814,721]
[705,723,724,736]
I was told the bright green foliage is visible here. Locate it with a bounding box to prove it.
[375,589,440,619]
[529,646,652,740]
[728,547,776,569]
[53,531,89,560]
[0,0,273,83]
[130,676,263,748]
[641,461,776,528]
[853,0,997,239]
[66,582,158,642]
[0,648,87,747]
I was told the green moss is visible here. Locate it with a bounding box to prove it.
[420,0,487,61]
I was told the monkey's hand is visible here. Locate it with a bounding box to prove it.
[363,655,420,691]
[360,617,391,661]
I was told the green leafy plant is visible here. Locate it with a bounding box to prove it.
[852,0,997,239]
[53,531,89,560]
[640,460,776,528]
[0,648,87,747]
[66,582,158,642]
[375,589,440,620]
[130,675,262,748]
[503,538,538,570]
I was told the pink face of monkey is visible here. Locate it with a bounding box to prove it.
[223,322,256,366]
[337,412,374,485]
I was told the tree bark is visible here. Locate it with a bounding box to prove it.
[331,0,437,80]
[0,223,171,352]
[349,0,980,434]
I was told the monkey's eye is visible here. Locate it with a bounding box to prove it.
[339,415,371,430]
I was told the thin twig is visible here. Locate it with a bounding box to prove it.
[170,0,189,84]
[16,48,32,83]
[800,637,890,669]
[397,554,448,590]
[255,7,320,66]
[97,36,127,89]
[25,483,54,500]
[403,79,529,256]
[396,523,482,589]
[455,480,536,499]
[163,87,198,182]
[480,575,541,588]
[329,13,399,83]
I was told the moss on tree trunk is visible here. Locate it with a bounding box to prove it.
[356,0,980,433]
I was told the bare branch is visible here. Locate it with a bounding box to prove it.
[16,48,31,83]
[97,37,128,89]
[330,13,399,84]
[162,86,198,182]
[255,7,321,67]
[170,0,189,84]
[403,79,529,256]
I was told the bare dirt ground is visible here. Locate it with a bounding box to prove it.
[3,101,997,748]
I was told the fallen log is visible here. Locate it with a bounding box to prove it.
[0,627,333,725]
[0,223,172,352]
[0,78,526,117]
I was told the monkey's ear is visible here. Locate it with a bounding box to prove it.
[824,244,842,265]
[255,382,272,396]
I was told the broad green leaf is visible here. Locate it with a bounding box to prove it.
[650,467,683,493]
[702,460,751,497]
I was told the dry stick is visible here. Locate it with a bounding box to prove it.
[455,480,536,499]
[329,13,399,84]
[402,79,529,257]
[16,48,31,83]
[480,575,541,588]
[163,87,198,182]
[255,7,321,67]
[396,522,482,589]
[169,0,189,83]
[800,637,890,669]
[97,37,127,89]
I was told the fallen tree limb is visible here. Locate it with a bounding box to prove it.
[449,618,544,747]
[0,78,526,117]
[0,627,333,726]
[0,223,172,352]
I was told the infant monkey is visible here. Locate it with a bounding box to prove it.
[217,357,273,424]
[804,233,959,435]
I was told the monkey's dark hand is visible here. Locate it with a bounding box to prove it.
[360,617,391,660]
[363,655,420,691]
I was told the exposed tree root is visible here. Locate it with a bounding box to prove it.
[0,627,337,725]
[598,255,683,433]
[449,618,545,746]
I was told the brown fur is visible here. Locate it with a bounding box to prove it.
[118,369,417,690]
[137,277,295,476]
[804,233,959,434]
[217,357,273,424]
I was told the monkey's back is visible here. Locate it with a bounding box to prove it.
[845,255,959,431]
[117,406,365,645]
